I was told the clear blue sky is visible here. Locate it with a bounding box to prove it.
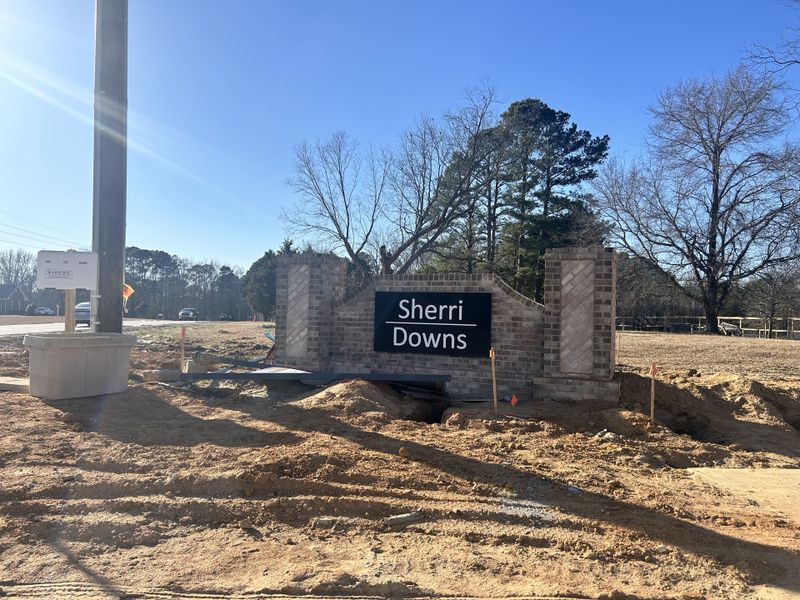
[0,0,798,270]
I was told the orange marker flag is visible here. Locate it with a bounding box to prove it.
[510,394,519,407]
[650,362,658,377]
[122,283,134,299]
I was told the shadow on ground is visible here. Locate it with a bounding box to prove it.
[44,387,298,448]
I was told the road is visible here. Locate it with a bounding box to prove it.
[0,317,187,337]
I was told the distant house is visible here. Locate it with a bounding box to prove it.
[0,284,29,315]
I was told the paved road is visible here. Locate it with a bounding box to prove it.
[0,318,187,337]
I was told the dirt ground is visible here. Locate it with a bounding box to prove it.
[0,326,798,599]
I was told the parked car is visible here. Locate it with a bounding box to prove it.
[219,311,234,321]
[75,302,91,326]
[33,306,55,316]
[178,307,199,321]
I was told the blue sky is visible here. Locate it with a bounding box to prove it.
[0,0,798,270]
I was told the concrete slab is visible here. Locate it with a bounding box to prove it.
[690,467,800,524]
[254,366,310,374]
[0,377,30,393]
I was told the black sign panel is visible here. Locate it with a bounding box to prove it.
[374,292,491,357]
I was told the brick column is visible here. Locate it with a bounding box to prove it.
[536,246,618,404]
[274,254,347,371]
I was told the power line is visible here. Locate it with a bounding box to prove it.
[0,208,89,240]
[0,221,87,247]
[0,237,42,250]
[0,228,77,249]
[0,227,82,249]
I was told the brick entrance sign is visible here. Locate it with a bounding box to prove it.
[274,246,618,404]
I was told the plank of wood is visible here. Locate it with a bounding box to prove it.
[181,372,450,383]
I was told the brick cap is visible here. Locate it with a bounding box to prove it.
[543,246,616,259]
[276,253,348,266]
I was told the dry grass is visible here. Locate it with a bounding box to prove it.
[617,331,800,382]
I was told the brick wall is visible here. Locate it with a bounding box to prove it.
[328,274,544,400]
[274,247,618,403]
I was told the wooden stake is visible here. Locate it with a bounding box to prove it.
[179,326,186,372]
[490,347,498,416]
[64,289,76,333]
[649,362,657,426]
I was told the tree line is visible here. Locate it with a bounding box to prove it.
[0,246,255,320]
[286,91,610,303]
[286,55,800,332]
[123,247,251,320]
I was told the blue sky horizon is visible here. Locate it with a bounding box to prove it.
[1,0,798,270]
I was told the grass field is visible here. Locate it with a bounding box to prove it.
[617,331,800,382]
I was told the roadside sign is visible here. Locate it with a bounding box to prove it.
[36,251,98,290]
[374,291,491,357]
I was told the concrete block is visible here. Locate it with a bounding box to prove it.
[24,333,137,400]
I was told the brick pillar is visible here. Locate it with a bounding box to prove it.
[274,254,347,372]
[536,247,618,404]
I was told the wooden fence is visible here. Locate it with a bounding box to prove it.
[616,315,800,339]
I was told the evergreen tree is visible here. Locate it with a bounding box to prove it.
[497,99,609,300]
[242,251,278,320]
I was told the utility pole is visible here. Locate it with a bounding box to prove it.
[92,0,128,333]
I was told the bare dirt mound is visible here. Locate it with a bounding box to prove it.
[294,380,445,427]
[620,371,800,465]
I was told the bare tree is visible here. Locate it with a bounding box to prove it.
[742,267,799,337]
[748,1,800,74]
[377,88,499,274]
[285,132,387,276]
[286,89,499,275]
[0,248,36,296]
[596,67,800,333]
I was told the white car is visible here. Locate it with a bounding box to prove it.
[33,306,55,316]
[75,302,91,326]
[178,307,199,321]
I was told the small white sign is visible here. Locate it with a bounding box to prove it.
[36,251,98,290]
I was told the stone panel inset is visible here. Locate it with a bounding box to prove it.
[285,264,309,358]
[559,259,594,374]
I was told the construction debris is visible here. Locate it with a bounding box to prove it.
[142,369,182,383]
[182,359,207,374]
[192,351,267,369]
[180,369,450,390]
[384,510,426,528]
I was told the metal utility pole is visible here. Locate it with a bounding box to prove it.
[91,0,128,333]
